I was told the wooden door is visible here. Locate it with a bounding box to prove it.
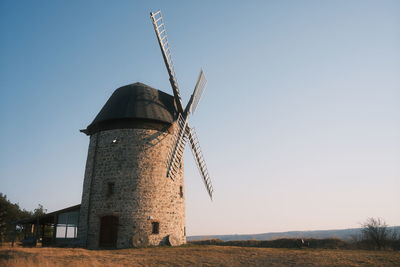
[99,216,118,248]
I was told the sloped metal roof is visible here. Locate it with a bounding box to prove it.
[14,204,81,224]
[82,83,177,135]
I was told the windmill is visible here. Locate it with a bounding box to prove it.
[78,11,213,249]
[150,10,214,200]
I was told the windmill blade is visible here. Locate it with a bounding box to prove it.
[185,70,207,115]
[166,114,189,179]
[188,128,214,200]
[150,10,184,113]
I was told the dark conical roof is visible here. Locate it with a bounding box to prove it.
[81,83,177,135]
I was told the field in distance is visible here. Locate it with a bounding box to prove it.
[1,245,400,267]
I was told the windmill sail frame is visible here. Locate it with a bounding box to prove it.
[150,10,184,113]
[150,10,214,200]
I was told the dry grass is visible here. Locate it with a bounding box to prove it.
[1,245,399,267]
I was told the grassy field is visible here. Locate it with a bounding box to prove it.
[1,245,399,266]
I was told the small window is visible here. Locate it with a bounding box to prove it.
[152,222,159,234]
[179,186,183,198]
[107,182,115,197]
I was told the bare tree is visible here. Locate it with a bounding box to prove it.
[361,217,389,250]
[33,204,47,217]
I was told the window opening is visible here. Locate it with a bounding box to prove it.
[179,186,183,198]
[107,182,115,197]
[152,222,159,234]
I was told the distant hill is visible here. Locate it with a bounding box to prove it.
[188,226,400,241]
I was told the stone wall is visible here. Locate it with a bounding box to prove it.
[77,125,185,249]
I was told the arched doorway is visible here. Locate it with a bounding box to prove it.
[99,215,118,248]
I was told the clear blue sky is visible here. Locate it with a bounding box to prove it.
[1,0,399,235]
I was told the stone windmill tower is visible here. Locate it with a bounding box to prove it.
[77,10,214,249]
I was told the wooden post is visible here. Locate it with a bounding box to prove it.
[41,224,45,246]
[35,217,39,246]
[11,224,16,247]
[52,214,57,244]
[64,214,69,239]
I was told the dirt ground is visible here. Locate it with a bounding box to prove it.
[1,245,399,266]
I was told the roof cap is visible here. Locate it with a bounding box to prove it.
[82,82,177,135]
